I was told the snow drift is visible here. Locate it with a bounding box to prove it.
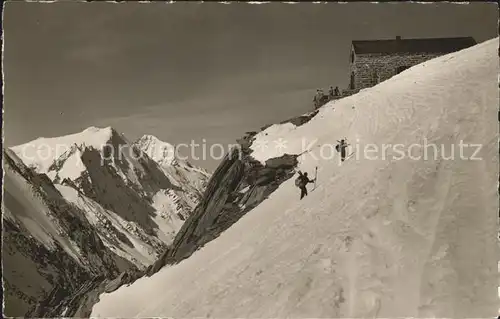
[91,38,497,317]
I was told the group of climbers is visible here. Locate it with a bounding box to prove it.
[295,139,349,200]
[313,86,341,109]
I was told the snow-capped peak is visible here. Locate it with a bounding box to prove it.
[134,134,211,204]
[11,126,115,173]
[83,125,112,133]
[135,135,177,166]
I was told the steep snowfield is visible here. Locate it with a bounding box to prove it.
[93,38,496,318]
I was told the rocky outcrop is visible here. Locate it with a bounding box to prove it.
[279,110,319,127]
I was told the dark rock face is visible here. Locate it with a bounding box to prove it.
[74,130,182,235]
[280,110,319,126]
[265,154,298,169]
[79,147,159,235]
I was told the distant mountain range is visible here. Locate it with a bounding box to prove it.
[4,127,211,316]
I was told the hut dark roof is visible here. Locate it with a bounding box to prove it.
[352,36,477,55]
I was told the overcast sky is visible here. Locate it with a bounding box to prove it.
[3,2,497,170]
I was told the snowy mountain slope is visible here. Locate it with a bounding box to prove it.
[2,148,136,317]
[134,134,211,205]
[54,184,162,267]
[11,127,210,268]
[92,38,499,318]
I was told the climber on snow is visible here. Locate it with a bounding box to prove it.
[336,138,349,162]
[295,171,315,200]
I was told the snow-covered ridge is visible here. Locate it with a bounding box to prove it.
[92,38,498,318]
[11,126,114,173]
[135,135,177,166]
[134,134,211,177]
